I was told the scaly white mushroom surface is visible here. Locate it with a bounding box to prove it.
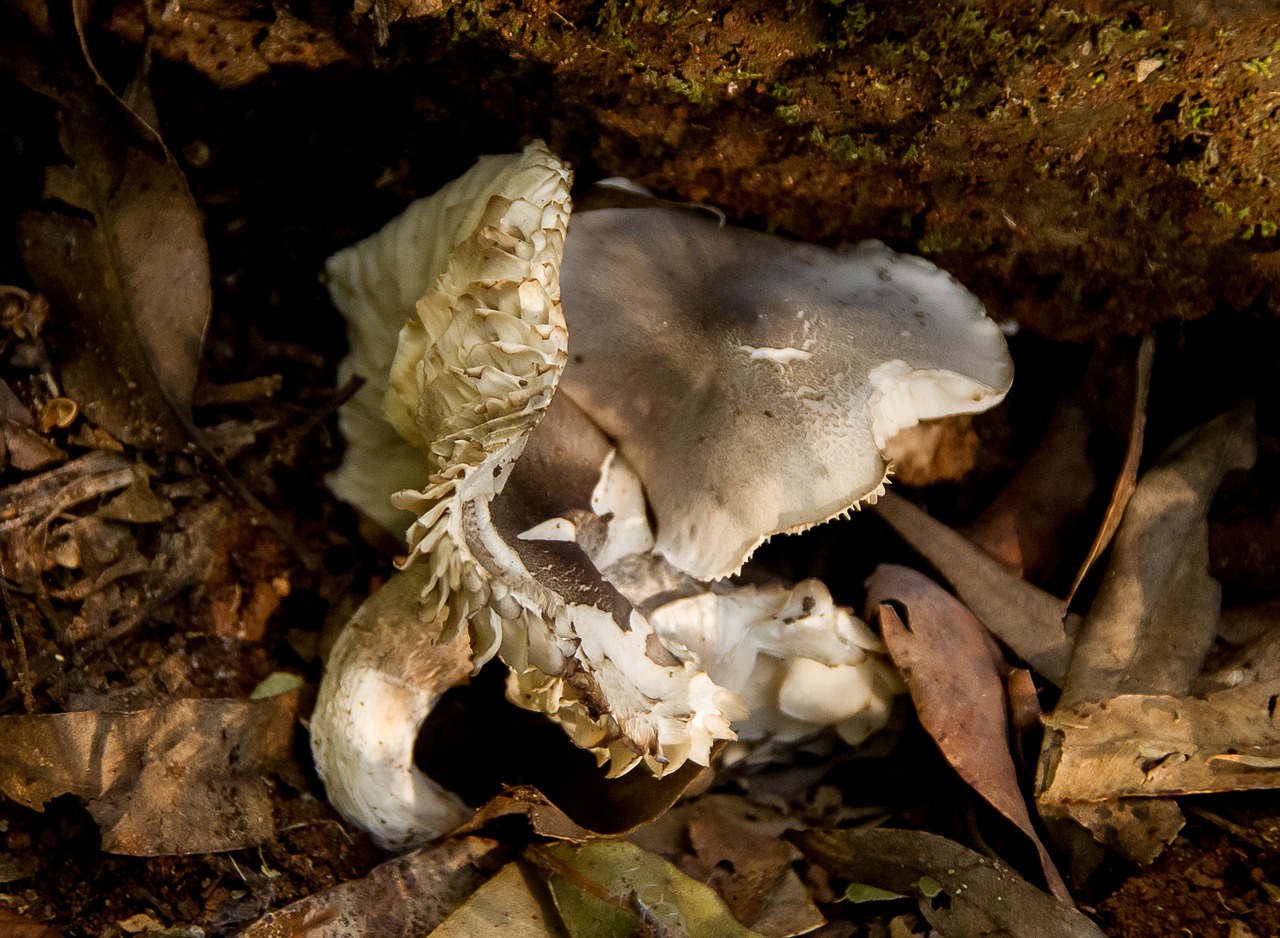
[311,142,1013,849]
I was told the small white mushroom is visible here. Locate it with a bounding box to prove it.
[311,142,1013,849]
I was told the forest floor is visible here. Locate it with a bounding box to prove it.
[2,0,1280,936]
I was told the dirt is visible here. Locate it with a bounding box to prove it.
[2,0,1280,935]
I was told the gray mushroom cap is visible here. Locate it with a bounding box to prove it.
[559,207,1013,580]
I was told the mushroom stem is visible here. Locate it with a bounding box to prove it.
[311,563,474,850]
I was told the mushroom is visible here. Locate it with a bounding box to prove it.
[311,142,1013,849]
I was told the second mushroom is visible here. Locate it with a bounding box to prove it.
[311,142,1014,850]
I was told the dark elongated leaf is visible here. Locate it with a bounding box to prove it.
[1059,401,1256,708]
[873,492,1073,684]
[239,837,506,938]
[866,565,1069,901]
[1065,333,1155,604]
[795,829,1107,938]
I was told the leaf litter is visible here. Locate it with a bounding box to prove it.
[1,4,1280,937]
[865,564,1070,902]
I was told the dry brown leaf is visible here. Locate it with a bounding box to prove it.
[677,798,826,937]
[1047,798,1186,867]
[964,403,1096,581]
[1040,681,1280,803]
[794,828,1107,938]
[0,908,61,938]
[1059,401,1256,708]
[10,34,210,452]
[0,692,299,855]
[1218,598,1280,646]
[1043,404,1254,866]
[432,862,567,938]
[456,788,595,843]
[239,837,505,938]
[866,564,1069,902]
[1197,623,1280,693]
[1065,333,1155,604]
[873,491,1074,684]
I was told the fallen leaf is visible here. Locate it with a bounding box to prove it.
[794,828,1107,938]
[866,564,1069,902]
[239,837,505,938]
[431,862,567,938]
[1217,598,1280,646]
[0,908,61,938]
[1065,333,1155,604]
[1059,400,1256,708]
[964,402,1096,581]
[1049,799,1186,866]
[0,692,300,855]
[9,32,211,451]
[4,426,65,472]
[118,912,164,933]
[96,468,172,524]
[534,840,763,938]
[873,492,1074,684]
[1197,624,1280,693]
[1040,681,1280,802]
[680,797,826,936]
[456,788,594,843]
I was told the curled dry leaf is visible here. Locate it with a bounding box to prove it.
[873,491,1073,684]
[239,837,505,938]
[1045,402,1254,866]
[1060,401,1257,708]
[8,33,210,451]
[1064,333,1155,604]
[794,828,1108,938]
[0,692,299,855]
[865,564,1069,902]
[1040,681,1280,803]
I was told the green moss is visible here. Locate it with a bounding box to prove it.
[820,0,876,50]
[596,0,640,56]
[812,129,887,162]
[1180,103,1216,129]
[668,76,706,103]
[1243,56,1273,79]
[711,69,763,85]
[776,104,804,123]
[917,230,967,254]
